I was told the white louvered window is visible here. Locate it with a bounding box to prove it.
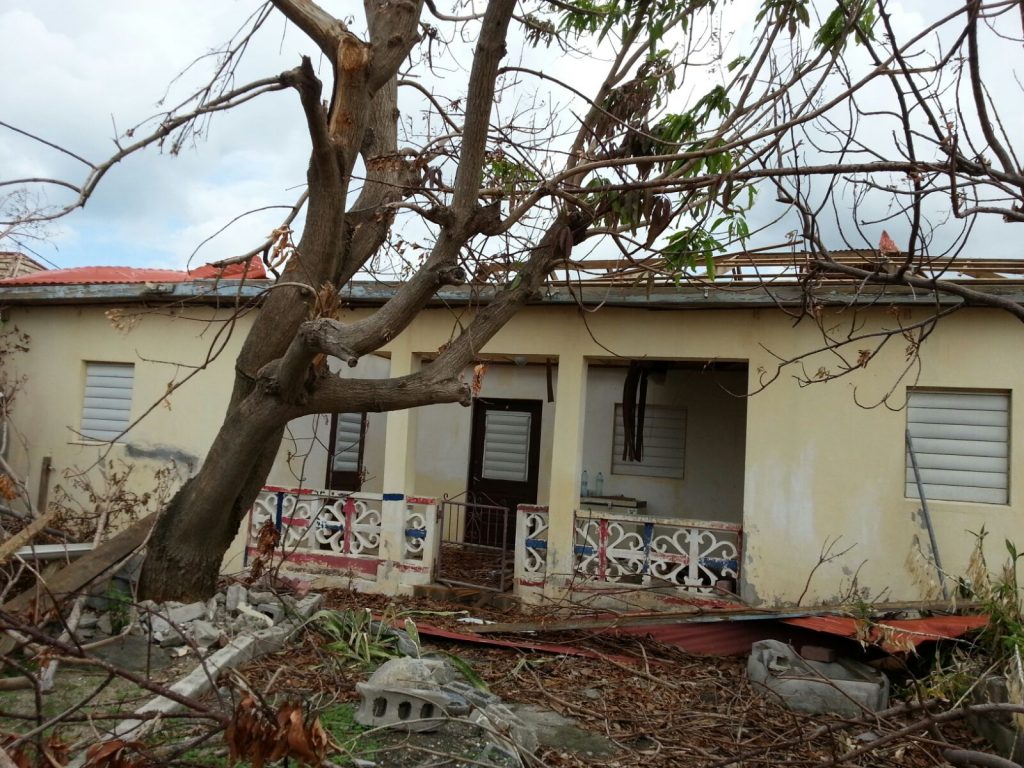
[332,413,364,474]
[482,410,532,482]
[612,403,686,479]
[81,362,134,442]
[905,390,1009,505]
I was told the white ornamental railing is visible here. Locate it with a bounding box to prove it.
[247,486,437,580]
[515,506,741,595]
[515,504,550,587]
[573,510,741,593]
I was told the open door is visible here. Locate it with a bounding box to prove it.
[467,398,542,548]
[326,412,366,492]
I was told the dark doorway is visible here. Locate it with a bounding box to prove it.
[466,398,542,548]
[325,412,366,491]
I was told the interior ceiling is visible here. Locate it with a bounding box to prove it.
[417,355,748,371]
[589,359,748,372]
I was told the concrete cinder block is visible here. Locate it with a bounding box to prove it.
[444,680,503,710]
[365,657,456,688]
[354,685,466,732]
[256,603,285,624]
[225,584,247,612]
[967,675,1024,762]
[800,645,838,663]
[292,593,323,619]
[165,601,207,624]
[354,658,468,732]
[747,640,889,718]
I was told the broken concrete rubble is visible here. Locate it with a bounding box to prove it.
[112,592,325,743]
[65,574,305,658]
[188,619,223,648]
[225,583,246,611]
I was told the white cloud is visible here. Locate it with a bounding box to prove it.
[2,1,1021,270]
[0,2,315,268]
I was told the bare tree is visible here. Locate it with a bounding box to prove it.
[3,0,1023,600]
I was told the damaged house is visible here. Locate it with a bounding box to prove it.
[1,252,1021,609]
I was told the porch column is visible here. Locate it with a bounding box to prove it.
[543,352,587,597]
[378,339,420,592]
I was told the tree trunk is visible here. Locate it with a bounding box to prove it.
[138,393,287,601]
[136,0,517,602]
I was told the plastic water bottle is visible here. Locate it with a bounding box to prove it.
[594,472,604,496]
[580,470,589,497]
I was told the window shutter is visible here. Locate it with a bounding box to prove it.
[482,410,532,482]
[332,413,364,473]
[612,403,686,478]
[906,390,1009,504]
[82,362,134,441]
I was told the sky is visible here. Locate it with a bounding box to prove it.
[1,2,320,269]
[1,1,1020,272]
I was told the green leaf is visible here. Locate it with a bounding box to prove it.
[704,250,717,280]
[726,55,747,73]
[432,651,490,691]
[814,1,876,52]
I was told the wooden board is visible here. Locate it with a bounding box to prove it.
[3,516,155,617]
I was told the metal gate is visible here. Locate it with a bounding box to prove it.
[436,498,513,591]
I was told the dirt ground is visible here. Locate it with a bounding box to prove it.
[230,588,984,768]
[0,586,992,767]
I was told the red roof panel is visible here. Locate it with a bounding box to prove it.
[782,614,988,652]
[0,260,266,286]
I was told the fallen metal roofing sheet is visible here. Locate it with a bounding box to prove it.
[781,615,988,652]
[412,622,643,665]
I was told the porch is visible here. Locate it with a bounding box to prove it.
[256,343,749,606]
[245,486,743,608]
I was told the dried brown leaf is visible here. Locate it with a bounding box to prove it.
[84,739,144,768]
[471,363,488,396]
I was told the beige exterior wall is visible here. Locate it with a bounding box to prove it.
[3,304,249,519]
[0,303,384,574]
[376,303,1024,606]
[5,296,1022,606]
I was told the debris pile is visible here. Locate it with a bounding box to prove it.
[73,572,312,656]
[354,657,538,766]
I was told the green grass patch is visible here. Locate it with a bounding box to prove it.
[320,702,379,765]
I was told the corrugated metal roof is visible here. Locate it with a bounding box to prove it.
[0,260,266,285]
[0,251,47,279]
[782,614,988,651]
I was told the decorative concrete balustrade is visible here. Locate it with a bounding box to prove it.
[516,505,742,596]
[246,486,438,585]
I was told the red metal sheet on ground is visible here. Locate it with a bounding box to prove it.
[413,622,642,665]
[613,620,842,656]
[782,614,988,652]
